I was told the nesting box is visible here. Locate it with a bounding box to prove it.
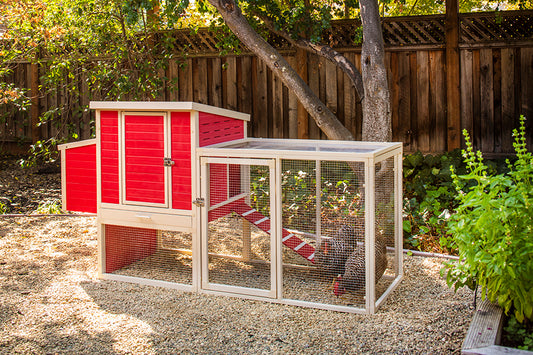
[59,101,403,314]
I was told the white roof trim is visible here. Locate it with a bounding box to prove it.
[89,101,250,121]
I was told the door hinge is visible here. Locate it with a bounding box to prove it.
[163,157,175,167]
[192,198,205,207]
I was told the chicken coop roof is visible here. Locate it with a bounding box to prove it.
[198,138,402,162]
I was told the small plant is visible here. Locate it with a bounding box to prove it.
[36,199,63,214]
[503,314,533,350]
[442,116,533,323]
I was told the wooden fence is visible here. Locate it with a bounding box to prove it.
[1,10,532,155]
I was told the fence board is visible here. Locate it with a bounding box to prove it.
[480,48,494,153]
[461,49,474,138]
[500,48,515,152]
[416,51,430,152]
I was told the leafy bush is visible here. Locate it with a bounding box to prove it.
[503,314,533,350]
[402,150,465,252]
[442,116,533,323]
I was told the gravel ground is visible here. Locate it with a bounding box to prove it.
[0,216,475,354]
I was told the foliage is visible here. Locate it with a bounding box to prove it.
[441,116,533,323]
[402,149,464,252]
[503,314,533,350]
[35,199,63,214]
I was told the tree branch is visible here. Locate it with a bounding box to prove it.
[254,11,364,103]
[208,0,354,141]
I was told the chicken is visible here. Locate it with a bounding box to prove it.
[333,234,388,296]
[315,225,360,277]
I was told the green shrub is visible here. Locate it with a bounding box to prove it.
[442,116,533,323]
[402,150,465,252]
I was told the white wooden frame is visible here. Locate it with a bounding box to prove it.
[197,138,403,314]
[120,111,169,208]
[200,156,277,299]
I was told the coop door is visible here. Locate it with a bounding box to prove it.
[200,157,277,298]
[122,112,169,207]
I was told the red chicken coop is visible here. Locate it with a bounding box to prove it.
[59,101,403,314]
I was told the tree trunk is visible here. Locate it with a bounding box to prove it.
[360,0,391,142]
[207,0,354,141]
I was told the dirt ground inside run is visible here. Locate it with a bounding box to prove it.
[0,216,475,354]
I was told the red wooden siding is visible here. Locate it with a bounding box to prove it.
[64,143,97,213]
[171,112,192,210]
[124,114,166,204]
[100,110,120,204]
[209,163,228,208]
[104,224,157,273]
[198,112,245,147]
[228,164,241,198]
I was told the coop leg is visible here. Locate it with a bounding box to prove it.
[242,219,252,261]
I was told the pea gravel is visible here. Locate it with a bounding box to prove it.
[0,216,474,354]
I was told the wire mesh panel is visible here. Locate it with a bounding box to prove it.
[374,156,399,302]
[280,159,367,309]
[203,159,274,295]
[104,224,193,285]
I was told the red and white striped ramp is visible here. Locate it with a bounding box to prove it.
[229,201,315,263]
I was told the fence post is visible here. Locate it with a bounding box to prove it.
[30,58,41,144]
[446,0,461,150]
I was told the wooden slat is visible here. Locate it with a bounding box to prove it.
[225,57,238,111]
[492,49,502,153]
[295,49,309,139]
[409,52,418,151]
[472,50,481,149]
[272,69,283,138]
[430,51,446,152]
[194,57,208,104]
[167,59,179,101]
[239,56,253,116]
[251,57,264,137]
[210,57,222,107]
[521,47,533,152]
[479,48,494,153]
[178,59,193,101]
[398,52,411,150]
[417,51,430,152]
[500,48,515,153]
[462,300,503,352]
[460,49,474,139]
[307,54,321,140]
[343,52,357,138]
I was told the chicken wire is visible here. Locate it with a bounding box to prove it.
[374,156,399,303]
[104,224,193,285]
[280,159,368,308]
[205,163,272,291]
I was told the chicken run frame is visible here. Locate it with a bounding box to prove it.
[58,101,403,314]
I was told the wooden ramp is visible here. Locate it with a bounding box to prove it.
[226,200,316,263]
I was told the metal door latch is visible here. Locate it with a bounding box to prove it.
[192,198,205,207]
[163,157,175,166]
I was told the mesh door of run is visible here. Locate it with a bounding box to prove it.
[201,158,276,296]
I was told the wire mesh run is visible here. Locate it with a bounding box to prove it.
[374,156,399,302]
[280,159,368,308]
[205,163,272,291]
[104,224,193,285]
